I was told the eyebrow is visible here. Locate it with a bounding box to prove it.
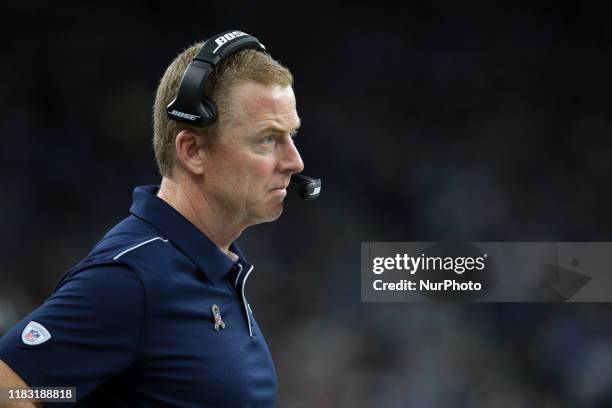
[258,118,301,135]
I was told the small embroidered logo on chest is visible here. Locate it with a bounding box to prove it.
[211,304,226,331]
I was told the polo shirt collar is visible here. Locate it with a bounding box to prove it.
[129,185,250,283]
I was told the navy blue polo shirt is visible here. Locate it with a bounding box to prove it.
[0,185,277,407]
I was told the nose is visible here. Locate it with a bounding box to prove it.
[279,138,304,174]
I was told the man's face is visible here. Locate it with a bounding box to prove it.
[199,81,304,225]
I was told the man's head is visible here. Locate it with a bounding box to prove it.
[153,43,295,175]
[153,42,303,225]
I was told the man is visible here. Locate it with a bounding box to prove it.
[0,31,304,407]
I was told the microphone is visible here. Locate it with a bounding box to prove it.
[290,174,321,200]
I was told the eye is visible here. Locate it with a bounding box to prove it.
[261,135,275,145]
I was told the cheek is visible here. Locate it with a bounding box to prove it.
[210,148,277,196]
[211,150,251,183]
[245,160,277,187]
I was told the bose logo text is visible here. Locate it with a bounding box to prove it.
[169,110,200,121]
[213,31,248,53]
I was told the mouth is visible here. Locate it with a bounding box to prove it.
[269,184,288,198]
[270,182,290,192]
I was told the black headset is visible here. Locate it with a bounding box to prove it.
[166,29,321,200]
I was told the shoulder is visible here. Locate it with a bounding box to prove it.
[90,215,171,264]
[58,215,197,301]
[53,215,174,292]
[68,215,173,272]
[50,264,146,321]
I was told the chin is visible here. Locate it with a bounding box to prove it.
[252,205,284,225]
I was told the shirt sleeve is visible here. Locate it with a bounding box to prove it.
[0,264,145,401]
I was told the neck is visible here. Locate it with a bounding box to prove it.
[157,175,246,253]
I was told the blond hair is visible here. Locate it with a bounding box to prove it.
[152,42,294,176]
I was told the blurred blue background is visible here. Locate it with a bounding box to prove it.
[2,1,612,406]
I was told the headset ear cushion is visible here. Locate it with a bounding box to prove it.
[200,97,217,126]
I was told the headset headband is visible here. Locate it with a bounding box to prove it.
[166,30,268,127]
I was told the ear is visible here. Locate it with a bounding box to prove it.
[175,129,206,175]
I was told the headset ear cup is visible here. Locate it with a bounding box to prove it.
[199,97,217,126]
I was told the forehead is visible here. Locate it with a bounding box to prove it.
[228,82,300,131]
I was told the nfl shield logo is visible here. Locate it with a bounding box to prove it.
[24,329,40,343]
[21,321,52,345]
